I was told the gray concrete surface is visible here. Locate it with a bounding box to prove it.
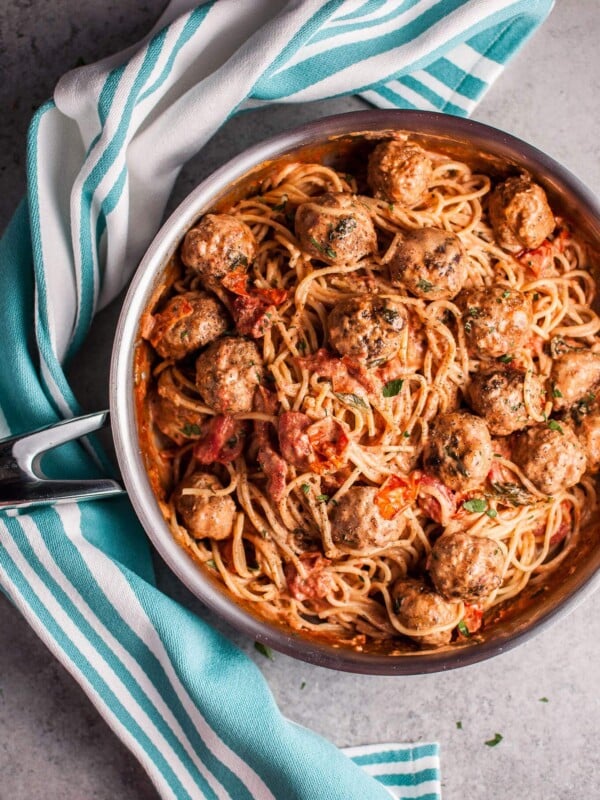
[1,1,600,798]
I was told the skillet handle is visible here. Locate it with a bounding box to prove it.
[0,410,125,510]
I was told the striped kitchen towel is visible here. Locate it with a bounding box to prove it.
[0,1,552,798]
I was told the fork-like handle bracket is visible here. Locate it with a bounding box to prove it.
[0,411,124,510]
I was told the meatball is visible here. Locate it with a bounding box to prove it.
[550,351,600,411]
[512,423,587,494]
[148,291,229,360]
[181,213,256,291]
[428,531,504,602]
[457,286,532,358]
[330,486,405,550]
[467,368,546,436]
[195,336,264,414]
[294,192,376,265]
[577,410,600,473]
[152,370,204,445]
[388,227,468,300]
[174,472,236,541]
[489,175,555,253]
[390,578,457,647]
[327,294,406,364]
[367,141,433,206]
[423,411,493,492]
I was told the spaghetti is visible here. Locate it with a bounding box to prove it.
[137,139,600,650]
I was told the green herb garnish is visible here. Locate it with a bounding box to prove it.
[180,423,202,437]
[383,379,404,398]
[457,620,470,637]
[301,483,310,495]
[456,721,463,730]
[334,392,368,409]
[501,290,511,298]
[254,642,274,660]
[539,697,549,703]
[485,733,503,747]
[417,278,434,293]
[485,508,498,518]
[489,481,534,507]
[329,216,357,240]
[547,419,564,434]
[552,384,563,398]
[206,559,217,569]
[316,494,330,503]
[300,681,307,690]
[380,307,400,324]
[309,236,337,260]
[463,498,487,513]
[498,354,514,363]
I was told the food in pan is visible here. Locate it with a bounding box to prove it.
[137,135,600,650]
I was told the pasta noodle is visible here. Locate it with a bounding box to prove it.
[137,141,600,651]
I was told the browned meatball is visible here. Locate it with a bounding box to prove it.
[152,370,204,445]
[327,295,406,364]
[429,531,504,602]
[577,410,600,473]
[295,193,376,265]
[390,578,457,647]
[387,227,468,300]
[195,337,264,414]
[550,351,600,411]
[457,286,532,358]
[467,368,546,436]
[174,472,236,540]
[181,213,256,291]
[423,411,493,492]
[148,291,229,360]
[489,175,555,253]
[330,486,405,550]
[367,141,433,206]
[512,423,587,494]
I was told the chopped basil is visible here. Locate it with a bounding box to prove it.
[501,290,511,298]
[383,379,404,398]
[539,697,549,703]
[457,620,470,637]
[498,354,513,363]
[464,320,473,334]
[380,307,400,324]
[229,252,248,269]
[300,681,307,690]
[552,384,563,398]
[334,392,368,409]
[456,721,463,730]
[467,306,482,318]
[388,202,395,212]
[254,642,274,660]
[444,446,469,478]
[329,216,357,240]
[489,481,533,507]
[484,733,503,747]
[180,423,202,437]
[463,498,487,513]
[301,483,310,495]
[417,278,434,293]
[485,508,498,519]
[309,236,337,260]
[547,419,564,435]
[316,494,330,503]
[206,559,217,569]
